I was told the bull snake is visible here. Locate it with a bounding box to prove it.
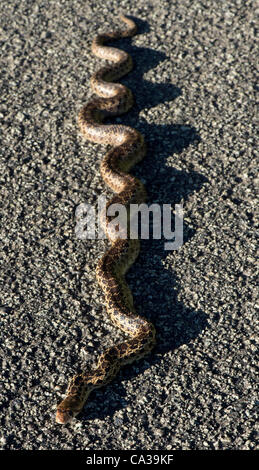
[56,14,156,424]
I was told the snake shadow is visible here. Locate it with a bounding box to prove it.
[80,17,209,422]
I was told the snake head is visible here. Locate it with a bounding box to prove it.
[56,408,75,424]
[56,397,82,424]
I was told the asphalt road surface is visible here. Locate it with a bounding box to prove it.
[0,0,257,450]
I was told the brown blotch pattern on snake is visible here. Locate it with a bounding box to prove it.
[56,14,156,425]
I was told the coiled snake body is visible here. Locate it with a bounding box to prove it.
[56,15,156,424]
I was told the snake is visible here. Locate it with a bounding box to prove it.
[56,14,156,424]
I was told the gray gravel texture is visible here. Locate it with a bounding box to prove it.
[0,0,258,450]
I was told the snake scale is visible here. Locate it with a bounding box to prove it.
[56,15,156,424]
